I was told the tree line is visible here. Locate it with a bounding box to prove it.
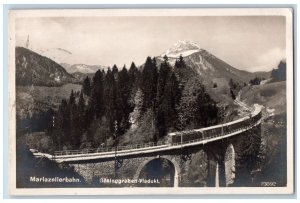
[46,55,220,151]
[271,60,286,82]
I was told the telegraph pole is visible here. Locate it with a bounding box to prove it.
[152,100,156,142]
[51,115,55,161]
[114,120,118,178]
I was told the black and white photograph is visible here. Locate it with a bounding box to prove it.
[8,8,294,195]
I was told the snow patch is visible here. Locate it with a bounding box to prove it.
[54,75,61,82]
[254,103,264,111]
[260,79,271,85]
[164,49,200,58]
[266,107,275,117]
[162,40,202,58]
[190,54,215,72]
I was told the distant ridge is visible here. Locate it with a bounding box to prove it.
[60,63,107,74]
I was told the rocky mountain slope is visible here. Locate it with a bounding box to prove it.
[157,41,271,105]
[161,41,268,84]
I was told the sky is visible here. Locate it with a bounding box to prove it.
[15,16,286,72]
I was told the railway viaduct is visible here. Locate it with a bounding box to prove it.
[36,108,262,187]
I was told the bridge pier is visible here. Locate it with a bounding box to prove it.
[206,150,218,187]
[215,162,219,187]
[174,169,179,187]
[218,160,226,187]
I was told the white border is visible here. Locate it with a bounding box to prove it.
[8,8,294,196]
[10,8,292,17]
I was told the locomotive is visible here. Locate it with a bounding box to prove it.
[168,106,262,146]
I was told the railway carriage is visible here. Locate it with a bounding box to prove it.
[168,107,261,146]
[202,126,223,139]
[169,130,204,145]
[182,130,203,143]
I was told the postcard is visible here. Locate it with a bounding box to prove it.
[8,8,294,195]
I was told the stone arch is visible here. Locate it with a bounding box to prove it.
[224,143,236,186]
[133,156,181,187]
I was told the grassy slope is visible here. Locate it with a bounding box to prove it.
[16,83,82,119]
[240,81,286,115]
[240,81,287,186]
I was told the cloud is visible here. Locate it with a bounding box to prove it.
[255,47,286,71]
[15,17,286,70]
[56,48,72,55]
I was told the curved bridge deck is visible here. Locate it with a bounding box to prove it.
[34,107,262,163]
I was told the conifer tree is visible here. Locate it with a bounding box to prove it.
[116,66,131,134]
[104,68,117,132]
[175,54,186,69]
[177,77,219,129]
[155,56,177,139]
[68,90,80,148]
[128,62,139,87]
[112,64,119,80]
[163,72,181,128]
[90,70,104,118]
[82,76,91,96]
[77,92,85,132]
[69,90,75,105]
[55,99,69,150]
[156,55,171,107]
[141,57,158,111]
[156,64,181,139]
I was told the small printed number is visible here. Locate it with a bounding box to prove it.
[261,182,276,187]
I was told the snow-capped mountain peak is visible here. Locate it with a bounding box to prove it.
[162,41,202,58]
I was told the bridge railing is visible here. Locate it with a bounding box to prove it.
[53,125,250,156]
[54,141,166,156]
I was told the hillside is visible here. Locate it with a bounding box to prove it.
[239,81,287,186]
[15,47,77,86]
[71,72,95,83]
[16,83,82,120]
[16,139,86,188]
[240,81,286,116]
